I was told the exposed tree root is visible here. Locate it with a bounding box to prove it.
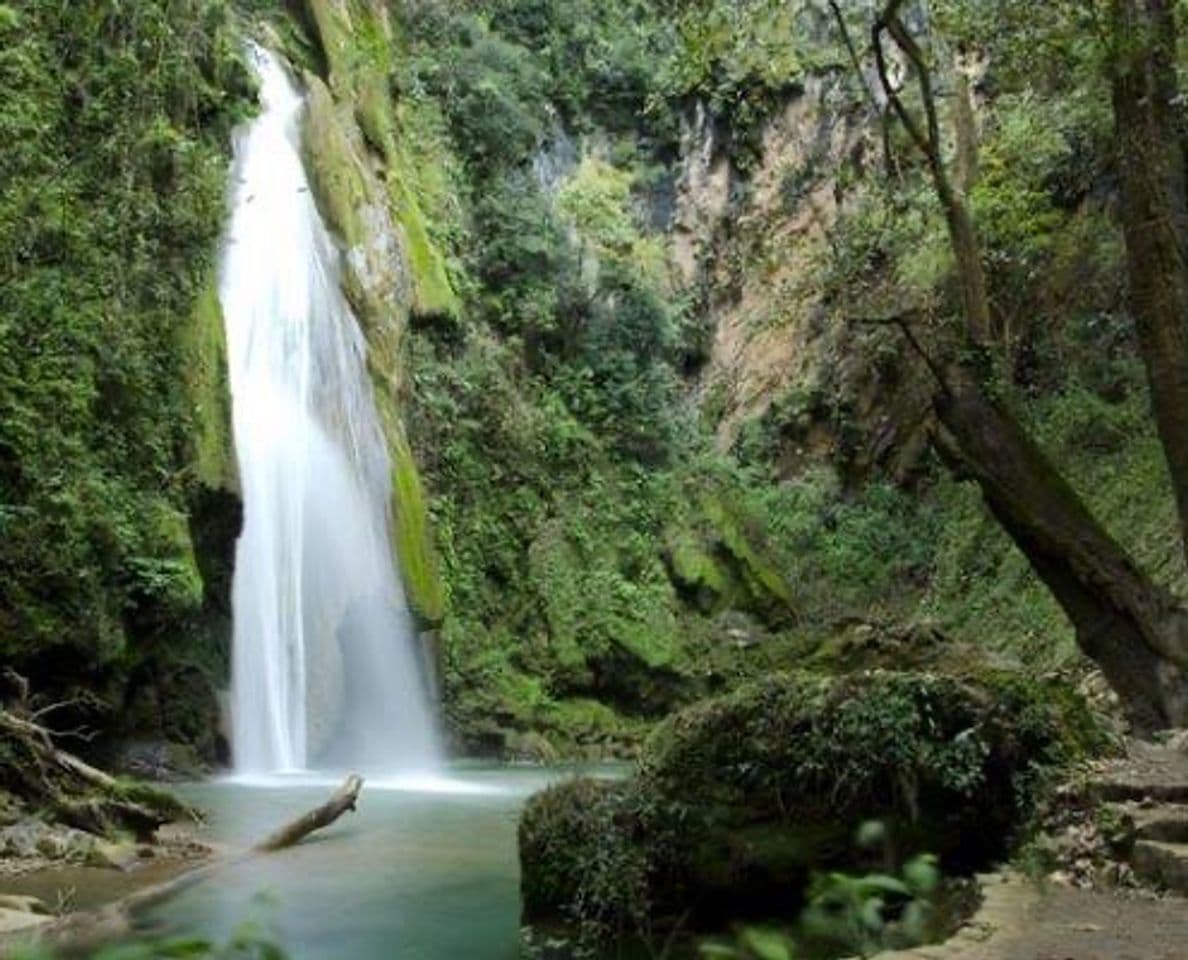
[0,706,197,842]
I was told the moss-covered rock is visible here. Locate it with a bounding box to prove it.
[300,0,459,322]
[389,420,445,625]
[183,277,236,493]
[298,14,453,628]
[518,669,1108,945]
[520,778,644,930]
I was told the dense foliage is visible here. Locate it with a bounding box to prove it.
[520,669,1106,946]
[5,0,1185,757]
[0,1,249,739]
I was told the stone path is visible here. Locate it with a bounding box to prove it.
[1094,739,1188,896]
[882,739,1188,960]
[881,873,1188,960]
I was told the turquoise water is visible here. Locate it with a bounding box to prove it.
[139,768,586,959]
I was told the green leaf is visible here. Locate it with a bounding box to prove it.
[900,900,930,944]
[740,926,795,960]
[698,942,744,959]
[858,896,886,932]
[903,854,940,895]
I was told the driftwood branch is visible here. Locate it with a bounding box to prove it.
[255,773,364,852]
[0,775,367,957]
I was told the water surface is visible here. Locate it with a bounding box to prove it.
[140,767,588,959]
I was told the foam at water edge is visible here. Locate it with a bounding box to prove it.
[222,771,503,796]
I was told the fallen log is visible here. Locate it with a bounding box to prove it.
[255,773,364,852]
[0,774,366,958]
[0,707,197,841]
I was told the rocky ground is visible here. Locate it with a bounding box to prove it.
[884,736,1188,960]
[0,819,210,939]
[0,700,211,943]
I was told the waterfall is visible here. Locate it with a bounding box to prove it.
[220,47,438,775]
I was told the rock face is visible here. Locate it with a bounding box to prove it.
[519,670,1106,945]
[675,78,932,481]
[296,0,449,632]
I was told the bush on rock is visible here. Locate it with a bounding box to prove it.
[519,669,1107,944]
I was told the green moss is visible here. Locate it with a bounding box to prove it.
[302,74,371,248]
[388,164,460,320]
[539,698,645,757]
[665,529,736,612]
[302,0,356,97]
[518,669,1109,947]
[302,0,395,137]
[183,277,235,492]
[527,509,682,677]
[696,491,797,623]
[390,422,445,625]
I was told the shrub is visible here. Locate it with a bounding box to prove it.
[518,669,1107,946]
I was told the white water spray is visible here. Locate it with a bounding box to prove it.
[220,47,438,775]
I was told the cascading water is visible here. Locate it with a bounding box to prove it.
[220,47,438,775]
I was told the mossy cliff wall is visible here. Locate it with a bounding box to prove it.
[294,0,452,632]
[0,1,250,765]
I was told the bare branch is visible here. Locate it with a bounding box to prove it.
[848,309,951,391]
[885,12,941,160]
[32,697,87,722]
[828,0,876,108]
[872,14,931,159]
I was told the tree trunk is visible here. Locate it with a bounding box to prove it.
[254,773,364,852]
[871,0,1188,729]
[1111,0,1188,565]
[934,378,1188,729]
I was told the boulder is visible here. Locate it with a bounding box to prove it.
[519,669,1107,945]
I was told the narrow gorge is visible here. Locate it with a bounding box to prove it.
[2,1,1188,958]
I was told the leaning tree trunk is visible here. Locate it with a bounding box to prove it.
[1112,0,1188,566]
[870,0,1188,729]
[934,376,1188,729]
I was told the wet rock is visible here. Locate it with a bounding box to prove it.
[0,819,97,864]
[0,907,52,934]
[88,839,140,871]
[0,894,50,914]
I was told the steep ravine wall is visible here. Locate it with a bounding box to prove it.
[674,74,933,483]
[6,2,1158,771]
[0,0,252,773]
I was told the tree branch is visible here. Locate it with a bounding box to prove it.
[849,309,951,392]
[828,0,876,109]
[254,774,365,852]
